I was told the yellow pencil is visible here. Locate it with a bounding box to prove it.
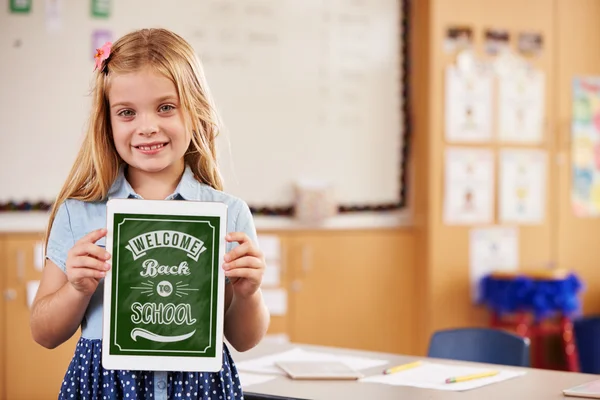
[445,370,499,383]
[382,360,423,375]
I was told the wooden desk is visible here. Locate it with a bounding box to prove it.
[231,342,597,400]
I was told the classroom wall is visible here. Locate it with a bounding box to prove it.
[0,0,416,363]
[2,0,600,362]
[0,0,406,210]
[411,0,600,354]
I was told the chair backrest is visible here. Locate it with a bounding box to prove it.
[573,316,600,374]
[427,327,530,367]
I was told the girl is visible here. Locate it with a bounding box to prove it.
[29,28,270,400]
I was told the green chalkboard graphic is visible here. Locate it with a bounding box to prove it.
[110,213,221,357]
[10,0,31,13]
[91,0,110,18]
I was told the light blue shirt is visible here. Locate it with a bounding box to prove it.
[46,164,258,340]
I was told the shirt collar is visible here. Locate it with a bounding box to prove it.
[174,165,200,200]
[107,164,200,200]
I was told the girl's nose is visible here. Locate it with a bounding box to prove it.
[137,114,158,136]
[139,127,157,137]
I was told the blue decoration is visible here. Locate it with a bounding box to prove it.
[479,273,584,321]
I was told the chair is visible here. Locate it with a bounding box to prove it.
[427,327,530,367]
[573,316,600,373]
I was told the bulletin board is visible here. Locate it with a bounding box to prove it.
[0,0,410,215]
[414,0,556,352]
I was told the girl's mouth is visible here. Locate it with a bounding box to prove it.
[134,142,168,154]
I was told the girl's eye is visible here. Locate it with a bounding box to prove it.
[159,104,175,113]
[118,109,135,117]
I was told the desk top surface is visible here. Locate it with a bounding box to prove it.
[231,341,596,400]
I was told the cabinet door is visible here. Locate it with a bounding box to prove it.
[287,230,416,355]
[3,234,78,400]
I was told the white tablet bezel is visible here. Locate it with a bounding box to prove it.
[102,198,227,372]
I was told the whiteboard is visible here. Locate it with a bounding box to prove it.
[0,0,406,210]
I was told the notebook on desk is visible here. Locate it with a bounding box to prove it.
[563,380,600,398]
[275,361,364,380]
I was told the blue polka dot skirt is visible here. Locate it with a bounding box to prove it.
[58,338,244,399]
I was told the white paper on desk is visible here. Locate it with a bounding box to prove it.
[236,348,388,376]
[239,372,277,387]
[360,362,526,391]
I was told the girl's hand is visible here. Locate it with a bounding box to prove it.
[65,228,111,297]
[223,232,265,299]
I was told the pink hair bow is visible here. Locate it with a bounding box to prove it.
[94,41,112,71]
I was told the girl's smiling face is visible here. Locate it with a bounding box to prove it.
[108,67,190,176]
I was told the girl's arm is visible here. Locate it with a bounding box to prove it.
[224,285,270,351]
[223,232,270,352]
[30,228,110,349]
[30,261,92,349]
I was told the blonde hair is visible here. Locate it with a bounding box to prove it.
[45,28,224,244]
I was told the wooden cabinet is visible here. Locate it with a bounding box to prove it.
[264,229,417,355]
[0,234,78,400]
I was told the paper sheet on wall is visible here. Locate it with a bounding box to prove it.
[498,69,545,143]
[499,149,547,224]
[262,288,287,316]
[91,0,110,18]
[34,241,44,271]
[10,0,31,13]
[45,0,62,32]
[444,66,494,142]
[257,234,281,287]
[27,280,40,309]
[360,362,525,391]
[469,227,519,302]
[262,260,281,287]
[91,29,113,60]
[443,147,495,225]
[257,234,281,260]
[571,77,600,216]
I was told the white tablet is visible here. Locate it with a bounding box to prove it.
[102,198,227,372]
[275,361,364,380]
